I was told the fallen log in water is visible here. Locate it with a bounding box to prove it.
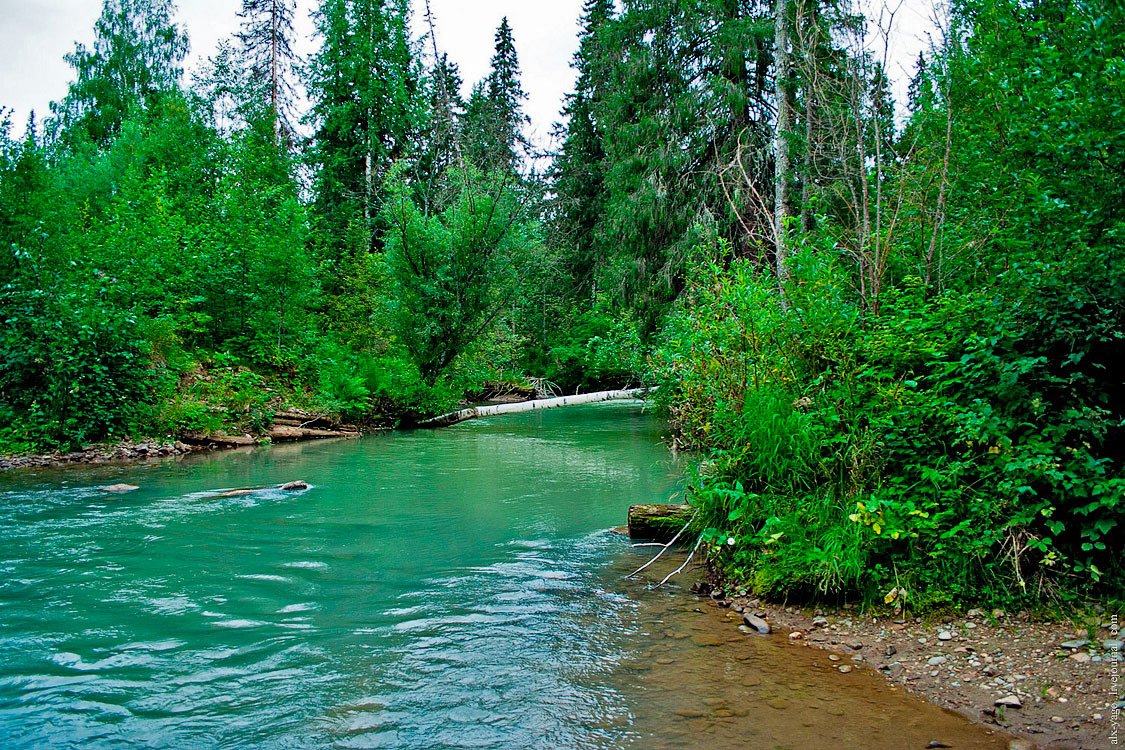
[419,388,648,428]
[627,503,694,542]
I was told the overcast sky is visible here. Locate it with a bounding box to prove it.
[0,0,940,143]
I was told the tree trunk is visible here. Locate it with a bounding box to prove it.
[627,504,693,541]
[419,388,648,428]
[774,0,792,288]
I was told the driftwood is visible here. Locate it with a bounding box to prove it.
[267,425,356,442]
[213,480,310,499]
[181,432,259,448]
[419,388,648,428]
[627,503,694,541]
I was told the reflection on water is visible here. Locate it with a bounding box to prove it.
[0,402,1005,748]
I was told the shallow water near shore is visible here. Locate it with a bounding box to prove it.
[0,401,1007,748]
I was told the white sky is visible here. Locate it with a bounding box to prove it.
[0,0,939,143]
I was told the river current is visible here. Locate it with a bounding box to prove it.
[0,401,1008,748]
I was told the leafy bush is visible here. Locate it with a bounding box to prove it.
[0,287,154,448]
[653,240,1125,606]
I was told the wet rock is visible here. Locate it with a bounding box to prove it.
[926,742,952,749]
[742,613,770,634]
[837,665,853,674]
[100,483,140,493]
[709,589,725,599]
[1007,741,1034,750]
[995,695,1022,709]
[788,631,803,640]
[279,480,309,491]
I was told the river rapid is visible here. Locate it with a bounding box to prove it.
[0,401,1008,748]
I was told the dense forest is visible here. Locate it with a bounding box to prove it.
[1,0,1122,607]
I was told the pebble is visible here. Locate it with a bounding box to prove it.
[937,631,953,641]
[1068,652,1091,663]
[995,695,1022,709]
[788,631,803,640]
[884,644,897,656]
[828,654,841,662]
[811,616,828,628]
[1060,638,1090,649]
[837,665,853,674]
[1050,715,1064,723]
[967,608,985,618]
[846,640,863,650]
[927,656,948,666]
[1103,639,1123,651]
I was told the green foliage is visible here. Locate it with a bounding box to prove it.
[0,286,153,448]
[655,237,1125,605]
[383,166,540,384]
[52,0,189,147]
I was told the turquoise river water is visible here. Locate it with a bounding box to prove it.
[0,401,1010,748]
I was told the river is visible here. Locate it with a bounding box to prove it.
[0,401,1009,748]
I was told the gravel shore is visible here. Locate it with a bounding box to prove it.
[695,581,1121,749]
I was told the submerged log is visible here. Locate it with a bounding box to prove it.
[419,388,648,428]
[627,503,694,542]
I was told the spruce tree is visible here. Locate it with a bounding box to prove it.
[462,17,528,173]
[305,0,420,252]
[552,0,614,300]
[236,0,299,142]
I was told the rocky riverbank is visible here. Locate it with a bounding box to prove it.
[0,438,199,471]
[0,409,366,473]
[692,580,1120,749]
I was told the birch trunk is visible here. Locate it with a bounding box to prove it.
[419,389,648,428]
[773,0,791,287]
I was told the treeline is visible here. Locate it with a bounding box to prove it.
[1,0,1122,604]
[0,0,623,451]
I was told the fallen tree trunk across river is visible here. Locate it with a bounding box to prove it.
[419,388,649,428]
